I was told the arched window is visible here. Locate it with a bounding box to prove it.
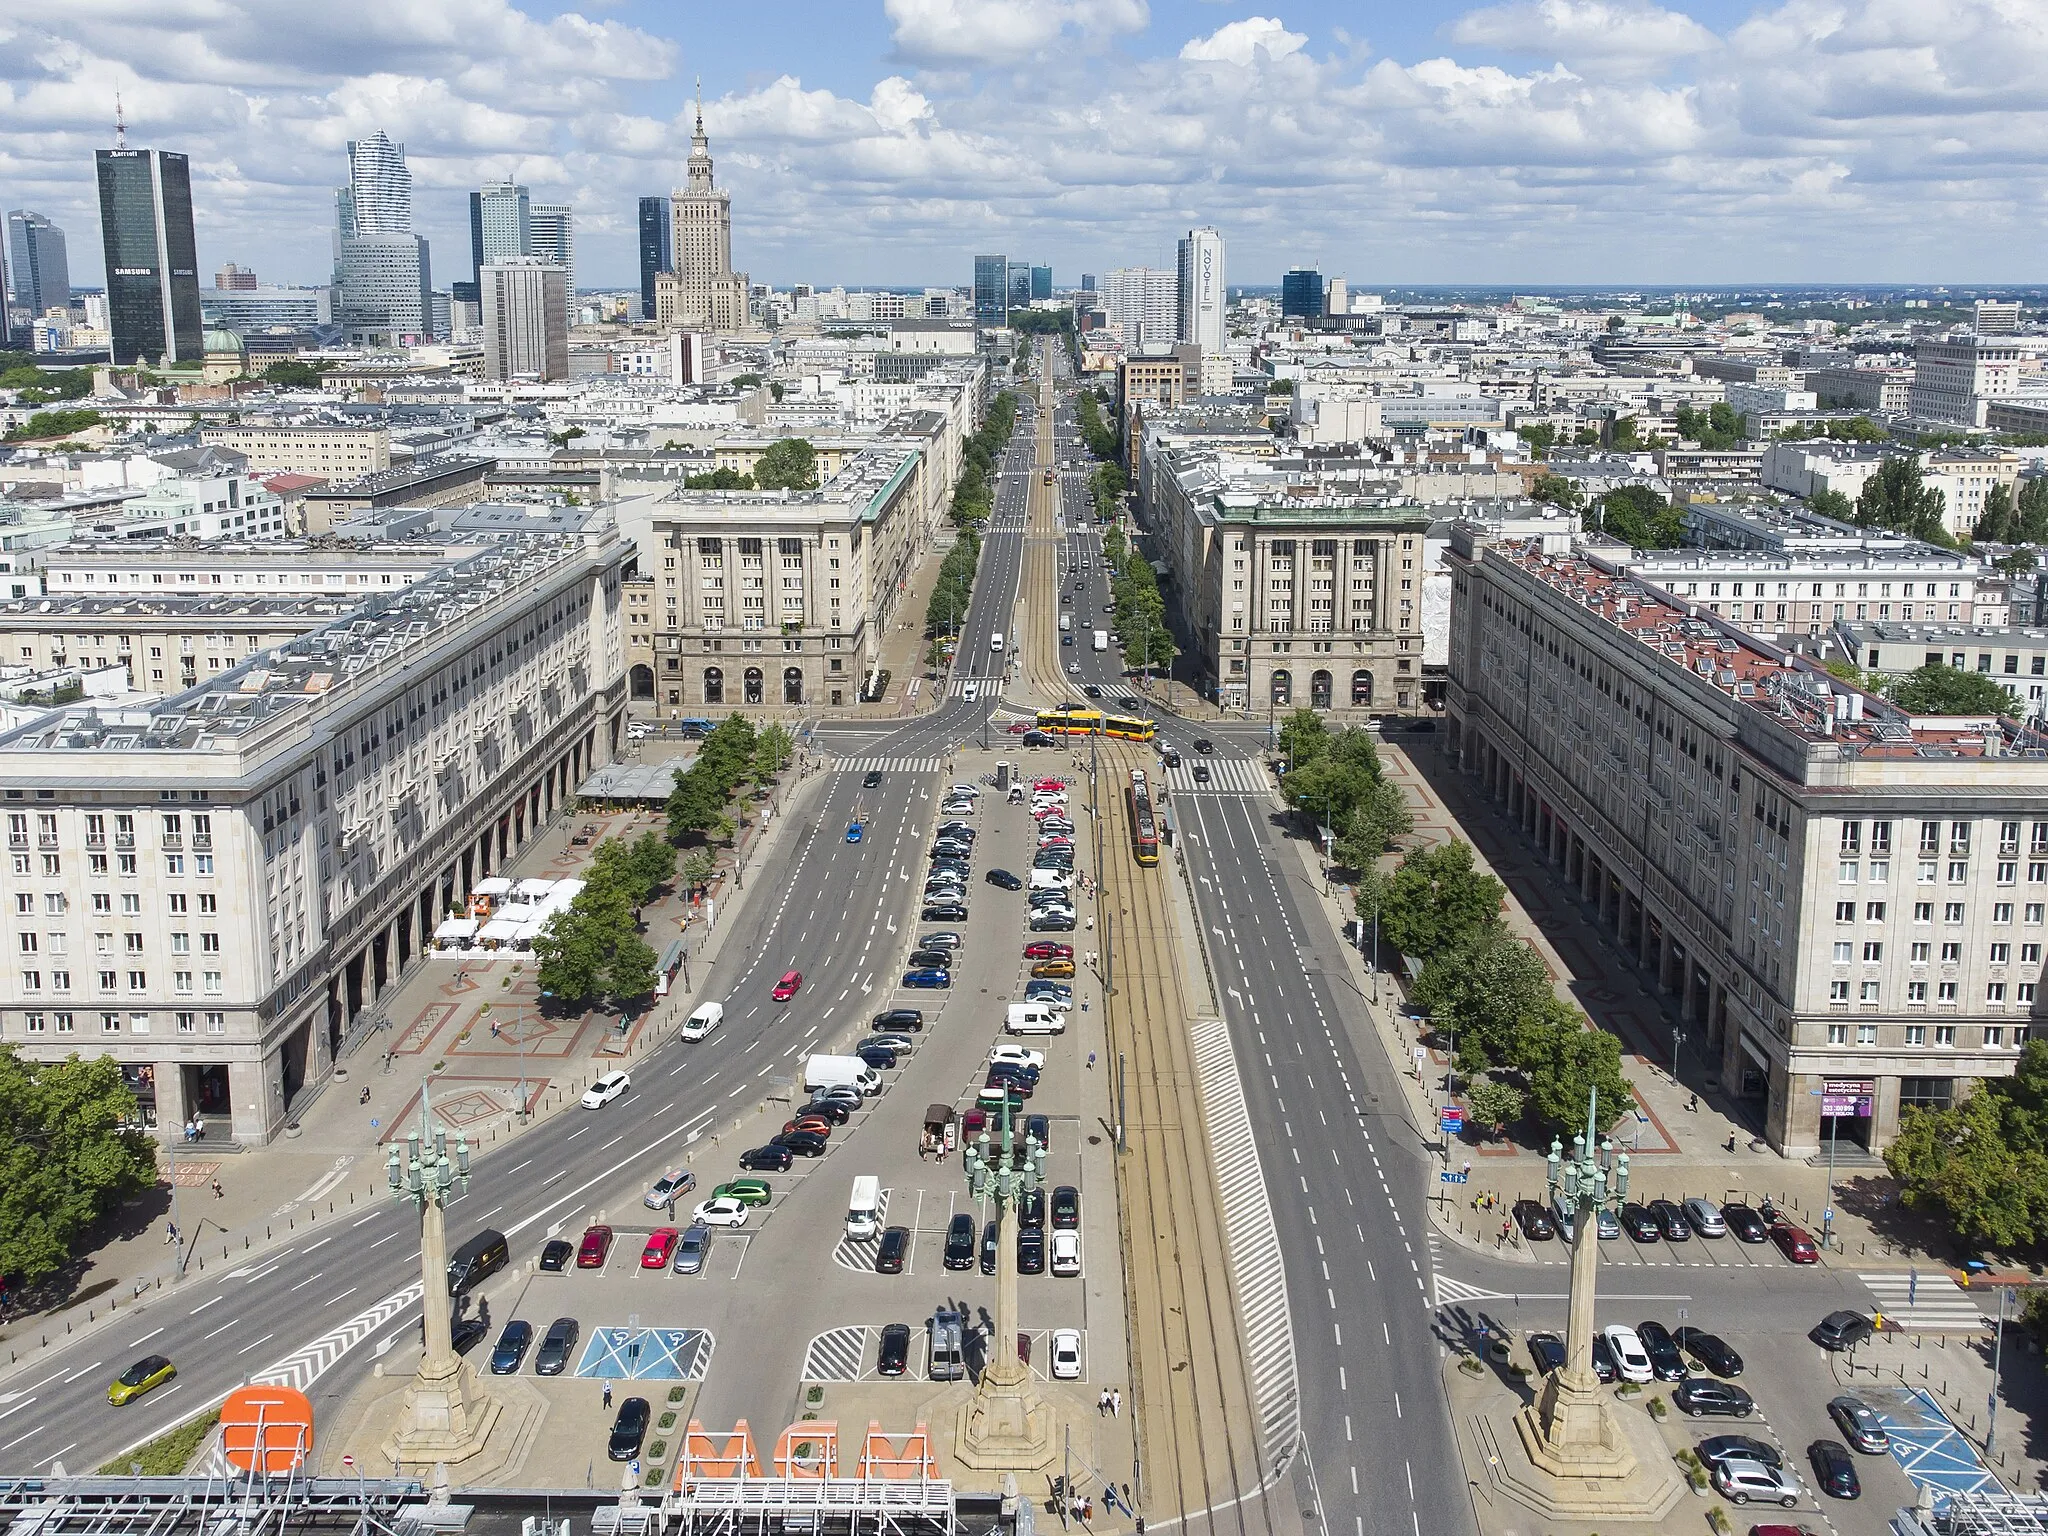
[629,663,655,700]
[783,667,804,705]
[743,667,764,704]
[1311,669,1333,709]
[1271,669,1292,706]
[703,667,724,704]
[1352,670,1374,706]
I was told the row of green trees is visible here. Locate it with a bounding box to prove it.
[1103,522,1175,673]
[1275,709,1412,873]
[1886,1040,2048,1251]
[529,832,678,1007]
[1970,478,2048,545]
[4,407,103,442]
[0,1049,159,1283]
[948,390,1019,527]
[664,715,794,841]
[1674,402,1747,449]
[1358,837,1633,1137]
[0,353,95,404]
[1089,461,1125,522]
[1532,475,1689,550]
[1074,388,1117,459]
[682,439,820,493]
[925,526,983,636]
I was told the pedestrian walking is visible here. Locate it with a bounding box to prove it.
[165,1221,179,1245]
[1101,1487,1121,1516]
[1110,1387,1121,1416]
[603,1380,613,1409]
[1097,1388,1110,1416]
[1726,1132,1738,1153]
[211,1177,225,1199]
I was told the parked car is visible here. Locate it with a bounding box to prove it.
[944,1213,976,1270]
[1813,1311,1874,1351]
[1526,1331,1566,1374]
[607,1397,651,1462]
[487,1320,533,1374]
[1772,1223,1821,1264]
[643,1169,697,1210]
[534,1317,580,1375]
[1649,1199,1692,1240]
[1696,1435,1782,1471]
[1050,1229,1082,1277]
[640,1228,680,1269]
[877,1226,911,1274]
[1024,942,1073,960]
[1512,1199,1556,1241]
[1684,1197,1728,1237]
[877,1322,911,1377]
[1018,1227,1046,1274]
[1603,1325,1654,1383]
[576,1225,613,1268]
[924,903,970,923]
[1590,1333,1618,1383]
[538,1238,574,1271]
[903,968,951,988]
[739,1145,794,1172]
[1722,1203,1769,1243]
[1619,1202,1661,1242]
[1827,1396,1889,1453]
[1673,1327,1744,1377]
[1050,1328,1083,1381]
[1808,1440,1861,1500]
[981,1220,1001,1275]
[672,1224,711,1275]
[1636,1320,1689,1381]
[692,1197,750,1228]
[1676,1379,1756,1417]
[771,1129,829,1158]
[1051,1185,1081,1228]
[1019,1187,1045,1229]
[876,1006,930,1029]
[1712,1458,1800,1507]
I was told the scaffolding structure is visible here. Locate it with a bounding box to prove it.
[662,1422,956,1536]
[0,1474,426,1536]
[1895,1489,2048,1536]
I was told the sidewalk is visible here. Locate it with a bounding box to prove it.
[0,755,829,1373]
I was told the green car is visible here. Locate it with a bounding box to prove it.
[711,1179,772,1207]
[109,1354,176,1405]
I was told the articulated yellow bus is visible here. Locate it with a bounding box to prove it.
[1034,708,1156,743]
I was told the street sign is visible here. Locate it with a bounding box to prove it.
[1440,1108,1465,1134]
[341,1455,355,1470]
[1439,1170,1469,1184]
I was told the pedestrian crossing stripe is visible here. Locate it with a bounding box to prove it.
[1189,1017,1301,1466]
[1162,759,1271,795]
[1859,1272,1990,1331]
[834,757,944,773]
[949,678,1006,698]
[802,1325,869,1382]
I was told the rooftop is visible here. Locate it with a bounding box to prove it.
[1494,539,2048,759]
[0,591,359,624]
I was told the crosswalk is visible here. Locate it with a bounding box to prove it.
[1189,1017,1301,1465]
[947,677,1008,698]
[1162,758,1272,796]
[1860,1271,1989,1332]
[834,756,944,774]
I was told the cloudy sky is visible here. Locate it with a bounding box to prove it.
[2,0,2044,294]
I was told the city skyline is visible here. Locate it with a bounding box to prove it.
[0,1,2044,295]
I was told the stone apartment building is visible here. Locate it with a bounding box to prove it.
[199,424,393,479]
[1447,529,2048,1155]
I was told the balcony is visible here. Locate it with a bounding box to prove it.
[191,834,212,851]
[114,833,136,850]
[159,835,182,851]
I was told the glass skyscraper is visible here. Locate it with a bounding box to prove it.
[973,254,1007,326]
[6,211,70,342]
[1281,267,1324,320]
[1030,264,1052,301]
[95,148,201,365]
[638,196,671,319]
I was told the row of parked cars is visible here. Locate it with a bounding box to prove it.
[1511,1194,1820,1262]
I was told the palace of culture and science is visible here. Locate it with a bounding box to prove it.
[655,88,750,331]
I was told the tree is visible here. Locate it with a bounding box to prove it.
[1529,473,1583,510]
[683,467,753,490]
[585,838,654,907]
[1972,483,2019,543]
[1822,656,1873,689]
[1519,1017,1635,1134]
[1674,402,1746,450]
[1336,779,1413,867]
[1886,1085,2048,1251]
[1412,927,1554,1068]
[681,848,717,895]
[1594,484,1685,548]
[627,832,677,901]
[1378,841,1506,959]
[666,762,732,839]
[1464,1078,1527,1138]
[1883,664,2016,717]
[752,438,819,491]
[5,408,103,442]
[1807,487,1854,522]
[1854,457,1951,545]
[530,906,607,1003]
[754,721,794,780]
[261,359,326,389]
[605,934,659,1004]
[1276,708,1330,771]
[0,1049,157,1283]
[1519,422,1557,460]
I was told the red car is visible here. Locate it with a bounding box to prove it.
[1770,1222,1819,1264]
[1024,942,1074,960]
[772,969,803,1001]
[577,1224,614,1268]
[1032,805,1067,820]
[1032,779,1066,792]
[641,1228,680,1269]
[781,1115,834,1139]
[1038,835,1073,848]
[1006,723,1031,735]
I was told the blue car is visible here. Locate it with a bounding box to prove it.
[903,968,951,988]
[488,1319,533,1375]
[1024,983,1073,1007]
[846,820,864,843]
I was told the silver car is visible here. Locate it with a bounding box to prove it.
[672,1223,711,1275]
[1683,1197,1727,1237]
[1710,1456,1800,1507]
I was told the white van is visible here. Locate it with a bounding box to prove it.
[1029,868,1074,891]
[846,1175,882,1241]
[806,1053,884,1095]
[679,1002,724,1041]
[1005,1002,1067,1036]
[991,633,1005,653]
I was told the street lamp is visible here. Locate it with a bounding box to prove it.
[956,1096,1058,1467]
[381,1086,499,1467]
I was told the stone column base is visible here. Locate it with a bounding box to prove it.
[381,1365,506,1471]
[953,1388,1060,1473]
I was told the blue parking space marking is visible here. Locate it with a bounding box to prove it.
[574,1326,713,1381]
[1867,1386,2005,1506]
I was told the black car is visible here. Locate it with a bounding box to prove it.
[1814,1310,1874,1351]
[876,1226,911,1274]
[907,949,949,970]
[1697,1435,1782,1471]
[923,903,969,923]
[534,1317,579,1376]
[863,770,884,788]
[877,1322,912,1377]
[1018,1227,1046,1274]
[1512,1199,1556,1241]
[1019,1187,1045,1230]
[875,1007,926,1031]
[1722,1203,1769,1243]
[856,1046,898,1071]
[1051,1184,1080,1228]
[538,1238,574,1271]
[1022,731,1053,747]
[1827,1395,1889,1453]
[1527,1331,1566,1373]
[803,1097,853,1125]
[772,1129,829,1158]
[1192,738,1214,754]
[739,1145,794,1172]
[449,1310,490,1355]
[1590,1332,1618,1383]
[943,1213,976,1270]
[1636,1320,1689,1381]
[1673,1327,1744,1377]
[1675,1378,1755,1417]
[488,1319,533,1374]
[986,869,1024,890]
[1026,1113,1050,1151]
[1618,1202,1661,1242]
[981,1220,1000,1274]
[607,1397,651,1461]
[1116,697,1142,710]
[1083,685,1104,699]
[1029,914,1076,931]
[1649,1199,1692,1240]
[1809,1438,1861,1499]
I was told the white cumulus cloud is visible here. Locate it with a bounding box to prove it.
[884,0,1149,68]
[1449,0,1718,70]
[1179,17,1308,67]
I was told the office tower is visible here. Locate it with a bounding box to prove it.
[530,204,574,326]
[343,131,412,233]
[1099,267,1177,350]
[212,262,256,290]
[1281,267,1324,319]
[973,254,1007,325]
[1030,264,1052,302]
[7,211,72,341]
[1176,226,1226,352]
[96,145,202,365]
[470,182,531,278]
[1007,260,1032,311]
[638,196,672,319]
[1080,274,1097,293]
[481,259,567,380]
[656,88,748,331]
[1975,300,2022,336]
